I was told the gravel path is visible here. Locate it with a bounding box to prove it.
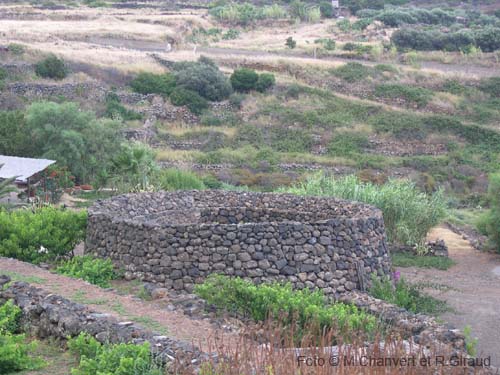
[0,257,222,350]
[399,226,500,367]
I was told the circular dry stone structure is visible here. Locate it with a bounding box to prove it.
[85,191,391,297]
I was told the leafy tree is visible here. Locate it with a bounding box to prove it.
[25,102,124,183]
[172,56,232,101]
[319,1,333,18]
[34,54,68,80]
[0,111,34,156]
[230,68,259,92]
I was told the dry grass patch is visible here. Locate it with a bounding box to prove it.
[155,148,204,162]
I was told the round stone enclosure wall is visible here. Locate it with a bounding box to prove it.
[85,191,391,297]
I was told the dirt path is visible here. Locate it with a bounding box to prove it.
[197,46,500,78]
[398,226,500,367]
[0,257,223,351]
[50,35,500,78]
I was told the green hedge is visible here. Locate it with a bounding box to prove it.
[392,27,500,52]
[129,72,176,96]
[0,208,87,263]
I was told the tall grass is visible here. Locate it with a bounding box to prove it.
[156,169,205,191]
[199,321,470,375]
[280,173,447,245]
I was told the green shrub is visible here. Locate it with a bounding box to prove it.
[202,174,223,189]
[34,54,68,80]
[173,57,232,101]
[342,42,372,54]
[129,72,176,96]
[319,1,333,18]
[315,38,336,50]
[369,275,447,315]
[0,67,6,81]
[222,29,240,40]
[353,18,372,30]
[285,36,296,49]
[209,3,287,26]
[169,88,209,115]
[392,27,500,52]
[271,127,313,153]
[228,93,245,109]
[195,275,377,337]
[230,69,275,93]
[332,62,371,82]
[0,207,87,263]
[255,73,276,93]
[375,84,433,107]
[0,300,45,373]
[157,169,205,191]
[478,77,500,98]
[68,333,163,375]
[376,10,417,27]
[327,132,368,156]
[474,27,500,52]
[337,19,352,32]
[391,253,455,270]
[56,255,116,288]
[374,64,398,73]
[281,173,447,245]
[230,68,259,92]
[104,92,142,121]
[477,173,500,252]
[8,43,25,55]
[0,333,45,373]
[0,300,21,334]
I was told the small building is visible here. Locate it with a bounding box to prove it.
[0,155,56,203]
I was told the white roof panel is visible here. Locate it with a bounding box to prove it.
[0,155,56,183]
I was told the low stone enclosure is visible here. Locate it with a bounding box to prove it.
[85,190,391,297]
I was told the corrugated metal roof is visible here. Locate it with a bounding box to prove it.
[0,155,56,183]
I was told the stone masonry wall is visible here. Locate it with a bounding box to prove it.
[85,191,391,297]
[0,278,203,372]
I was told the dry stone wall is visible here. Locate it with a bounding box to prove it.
[0,278,203,371]
[85,191,391,297]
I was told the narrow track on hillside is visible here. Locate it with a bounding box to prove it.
[399,226,500,367]
[0,257,225,351]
